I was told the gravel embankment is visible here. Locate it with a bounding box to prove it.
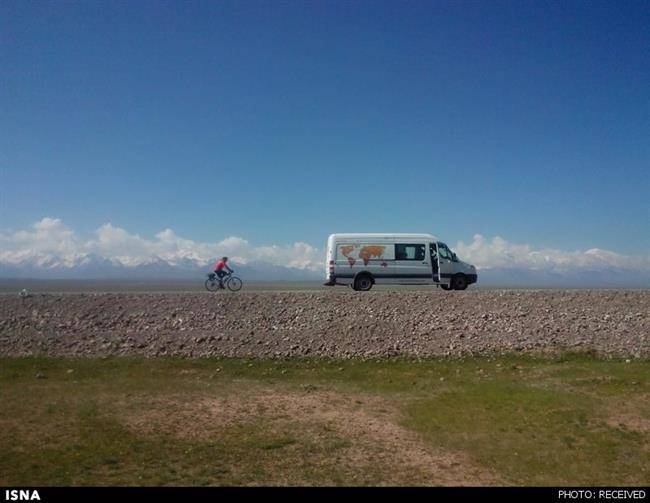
[1,290,648,358]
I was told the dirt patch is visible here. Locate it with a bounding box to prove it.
[118,386,501,485]
[605,414,650,433]
[598,392,650,437]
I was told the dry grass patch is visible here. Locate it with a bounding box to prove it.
[117,384,500,485]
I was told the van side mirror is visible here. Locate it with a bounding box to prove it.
[452,253,458,262]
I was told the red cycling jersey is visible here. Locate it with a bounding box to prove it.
[214,259,227,271]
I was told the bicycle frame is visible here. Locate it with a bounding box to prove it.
[207,271,232,280]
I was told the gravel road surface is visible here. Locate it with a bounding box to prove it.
[1,290,648,358]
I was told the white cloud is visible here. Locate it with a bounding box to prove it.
[454,234,650,272]
[0,218,85,267]
[255,242,321,270]
[0,217,324,271]
[1,218,649,274]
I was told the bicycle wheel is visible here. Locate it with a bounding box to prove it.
[205,278,220,292]
[226,276,243,292]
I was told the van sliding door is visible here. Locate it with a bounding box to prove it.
[394,243,429,284]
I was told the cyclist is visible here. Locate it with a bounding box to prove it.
[213,256,233,289]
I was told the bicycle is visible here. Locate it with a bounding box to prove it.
[205,271,243,292]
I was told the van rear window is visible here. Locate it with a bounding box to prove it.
[395,244,425,261]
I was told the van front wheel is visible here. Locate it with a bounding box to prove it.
[353,274,373,292]
[452,274,468,291]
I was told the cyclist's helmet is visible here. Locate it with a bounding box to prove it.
[222,256,228,261]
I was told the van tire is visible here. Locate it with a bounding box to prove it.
[452,274,468,291]
[353,274,374,292]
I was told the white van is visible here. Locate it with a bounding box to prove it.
[323,233,477,291]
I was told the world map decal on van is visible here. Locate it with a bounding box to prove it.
[338,244,389,266]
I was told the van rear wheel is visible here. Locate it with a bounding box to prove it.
[353,274,373,292]
[452,274,468,291]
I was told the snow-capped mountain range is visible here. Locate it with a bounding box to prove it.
[1,218,649,286]
[0,254,321,281]
[3,252,650,287]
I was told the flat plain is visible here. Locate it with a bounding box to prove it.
[1,356,648,486]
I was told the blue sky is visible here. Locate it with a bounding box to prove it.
[2,0,649,255]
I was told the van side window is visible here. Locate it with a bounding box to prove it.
[395,244,425,261]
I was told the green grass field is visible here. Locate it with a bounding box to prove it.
[1,355,648,486]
